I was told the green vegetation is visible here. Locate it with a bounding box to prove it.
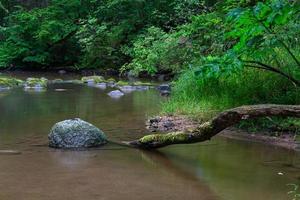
[25,77,48,88]
[159,0,300,132]
[288,184,300,200]
[0,0,207,69]
[0,0,299,132]
[81,76,105,83]
[0,77,23,88]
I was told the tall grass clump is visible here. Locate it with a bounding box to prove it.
[163,68,300,121]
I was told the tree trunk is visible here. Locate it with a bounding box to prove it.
[124,104,300,149]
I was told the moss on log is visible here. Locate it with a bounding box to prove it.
[125,104,300,149]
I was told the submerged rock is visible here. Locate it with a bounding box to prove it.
[24,77,48,89]
[133,81,153,86]
[54,89,67,92]
[107,90,124,98]
[135,85,150,91]
[119,85,136,93]
[58,70,67,75]
[48,118,107,149]
[63,80,83,84]
[0,150,21,155]
[95,83,107,89]
[50,79,64,84]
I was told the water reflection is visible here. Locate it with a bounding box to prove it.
[0,79,299,200]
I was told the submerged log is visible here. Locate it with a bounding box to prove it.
[125,104,300,149]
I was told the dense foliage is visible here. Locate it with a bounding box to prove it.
[0,0,299,129]
[160,0,300,120]
[0,0,207,69]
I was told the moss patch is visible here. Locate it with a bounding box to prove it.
[133,81,153,86]
[25,77,48,88]
[0,77,23,88]
[107,78,116,83]
[117,80,153,86]
[139,131,189,144]
[116,81,130,86]
[81,76,105,83]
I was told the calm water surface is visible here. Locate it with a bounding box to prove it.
[0,74,299,200]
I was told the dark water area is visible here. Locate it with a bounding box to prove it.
[0,73,299,200]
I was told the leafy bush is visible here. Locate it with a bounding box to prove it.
[163,0,300,119]
[0,0,85,68]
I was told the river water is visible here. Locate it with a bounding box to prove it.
[0,73,299,200]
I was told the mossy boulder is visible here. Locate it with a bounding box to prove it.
[116,80,130,86]
[50,79,64,84]
[106,78,116,83]
[64,80,84,84]
[133,81,153,86]
[25,77,48,88]
[81,76,105,83]
[117,80,153,86]
[48,118,107,149]
[0,77,23,89]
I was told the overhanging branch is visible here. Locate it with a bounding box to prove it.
[243,60,300,87]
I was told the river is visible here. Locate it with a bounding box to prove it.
[0,72,299,200]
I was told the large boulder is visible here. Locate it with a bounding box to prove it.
[48,118,107,148]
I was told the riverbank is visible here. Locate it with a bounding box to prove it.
[0,68,174,81]
[146,115,300,151]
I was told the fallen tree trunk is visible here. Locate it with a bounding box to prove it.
[125,104,300,149]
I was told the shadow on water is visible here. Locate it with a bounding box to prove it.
[138,149,219,199]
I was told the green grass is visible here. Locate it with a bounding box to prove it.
[162,68,300,132]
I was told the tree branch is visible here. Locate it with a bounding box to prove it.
[124,104,300,149]
[243,60,300,87]
[257,19,300,68]
[0,1,9,14]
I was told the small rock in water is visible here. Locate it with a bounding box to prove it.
[95,83,107,89]
[135,85,149,91]
[58,70,67,75]
[24,77,48,90]
[0,86,10,91]
[55,89,67,92]
[157,84,171,96]
[24,86,46,92]
[277,172,284,175]
[107,90,124,98]
[157,84,171,91]
[48,118,107,149]
[119,85,136,93]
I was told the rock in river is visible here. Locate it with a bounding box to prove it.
[157,84,171,96]
[24,77,48,89]
[0,77,23,90]
[107,90,124,98]
[81,76,105,84]
[48,118,107,149]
